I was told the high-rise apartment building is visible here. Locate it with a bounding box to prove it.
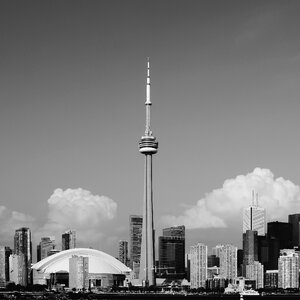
[118,240,128,266]
[0,246,11,287]
[288,214,300,248]
[190,243,207,289]
[219,244,237,282]
[14,227,32,286]
[9,254,26,286]
[158,226,185,279]
[69,255,89,290]
[37,236,56,262]
[278,249,299,289]
[243,191,266,236]
[62,230,76,250]
[246,261,264,289]
[129,215,143,269]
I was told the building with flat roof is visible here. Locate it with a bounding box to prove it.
[190,243,207,289]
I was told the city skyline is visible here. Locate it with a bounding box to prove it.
[1,0,300,257]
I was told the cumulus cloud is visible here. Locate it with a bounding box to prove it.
[162,168,300,229]
[38,188,117,247]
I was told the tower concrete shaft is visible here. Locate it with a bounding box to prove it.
[138,58,158,287]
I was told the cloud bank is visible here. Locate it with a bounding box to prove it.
[38,188,117,247]
[162,168,300,229]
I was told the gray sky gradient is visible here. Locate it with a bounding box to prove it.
[1,0,300,257]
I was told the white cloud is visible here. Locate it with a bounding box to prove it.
[162,168,300,229]
[38,188,117,248]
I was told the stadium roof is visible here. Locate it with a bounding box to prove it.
[32,248,131,274]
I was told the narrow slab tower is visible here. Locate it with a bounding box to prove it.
[138,58,158,287]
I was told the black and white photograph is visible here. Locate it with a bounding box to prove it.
[0,0,300,298]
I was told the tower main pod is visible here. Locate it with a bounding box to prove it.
[138,58,158,287]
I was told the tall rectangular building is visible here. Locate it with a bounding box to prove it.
[9,254,26,286]
[62,230,76,250]
[158,225,185,279]
[288,214,300,248]
[219,244,237,281]
[243,230,258,276]
[0,246,11,287]
[246,261,264,289]
[118,240,128,266]
[37,236,56,262]
[14,227,32,286]
[278,249,299,289]
[69,255,89,290]
[243,191,266,236]
[190,243,207,289]
[129,215,143,269]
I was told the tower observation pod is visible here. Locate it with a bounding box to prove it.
[138,58,158,287]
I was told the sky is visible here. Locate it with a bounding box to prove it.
[1,0,300,259]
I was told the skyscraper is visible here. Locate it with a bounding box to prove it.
[0,246,11,287]
[219,244,237,282]
[69,255,89,290]
[118,240,128,266]
[278,249,299,289]
[14,227,32,286]
[288,214,300,248]
[9,254,26,286]
[62,230,76,250]
[37,236,56,262]
[190,243,207,289]
[243,191,266,236]
[266,221,293,270]
[138,58,158,287]
[246,261,264,289]
[158,226,185,279]
[129,215,143,271]
[242,230,258,276]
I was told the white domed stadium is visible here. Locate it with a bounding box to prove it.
[32,248,131,290]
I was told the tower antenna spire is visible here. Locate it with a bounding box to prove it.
[145,57,152,136]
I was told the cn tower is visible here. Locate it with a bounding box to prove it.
[138,58,158,287]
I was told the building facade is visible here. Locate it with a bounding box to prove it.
[243,191,266,236]
[62,230,76,250]
[69,255,89,290]
[14,227,32,286]
[246,261,264,289]
[129,215,143,271]
[118,240,128,266]
[158,225,185,279]
[278,249,299,289]
[288,214,300,248]
[190,243,207,289]
[219,244,237,282]
[9,254,26,286]
[0,246,11,287]
[37,236,56,262]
